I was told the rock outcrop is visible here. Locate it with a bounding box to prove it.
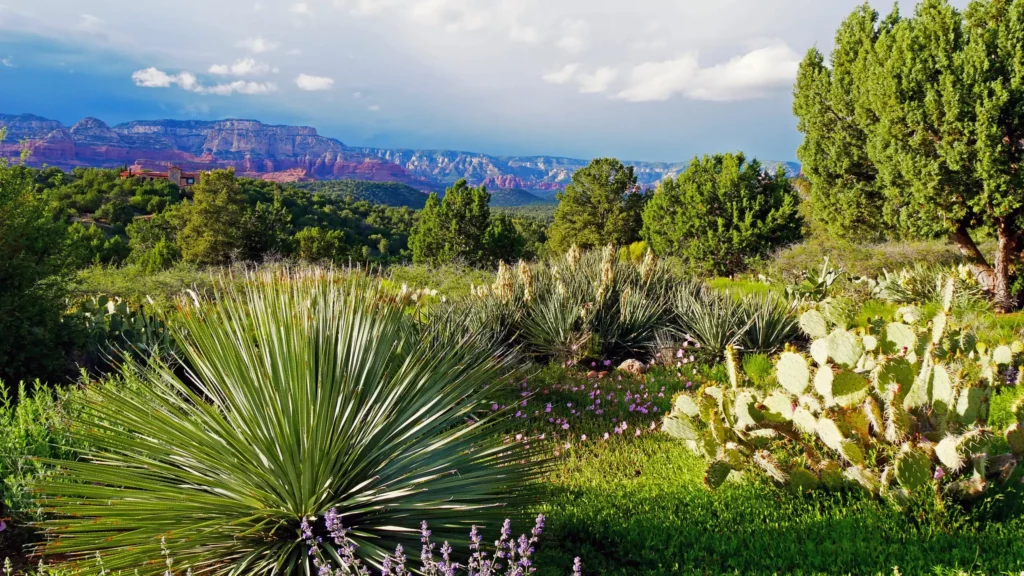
[0,113,801,196]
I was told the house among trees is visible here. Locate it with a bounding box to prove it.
[120,165,198,187]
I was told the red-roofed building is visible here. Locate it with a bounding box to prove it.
[120,165,198,187]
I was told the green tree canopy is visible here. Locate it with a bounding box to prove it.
[410,179,519,266]
[176,169,246,266]
[548,158,648,254]
[642,153,803,276]
[794,0,1024,308]
[0,132,74,385]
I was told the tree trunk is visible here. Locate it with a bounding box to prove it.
[949,225,996,292]
[993,218,1016,312]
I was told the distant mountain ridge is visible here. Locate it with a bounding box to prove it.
[0,113,800,202]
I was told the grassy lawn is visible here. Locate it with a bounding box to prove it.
[501,366,1024,576]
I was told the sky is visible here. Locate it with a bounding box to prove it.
[0,0,968,162]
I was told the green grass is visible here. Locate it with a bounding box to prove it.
[494,365,1024,576]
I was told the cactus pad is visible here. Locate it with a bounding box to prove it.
[788,467,820,494]
[955,387,989,424]
[816,417,845,452]
[844,466,880,494]
[839,440,865,465]
[799,309,829,339]
[814,365,835,405]
[704,459,733,489]
[894,446,932,490]
[673,394,700,418]
[792,407,818,435]
[1006,424,1024,455]
[810,338,830,366]
[832,370,869,408]
[886,322,918,353]
[663,414,699,442]
[777,352,810,395]
[992,345,1013,366]
[826,329,864,368]
[931,312,947,345]
[762,391,794,421]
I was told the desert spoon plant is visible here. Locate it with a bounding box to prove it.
[664,278,1024,502]
[33,268,541,575]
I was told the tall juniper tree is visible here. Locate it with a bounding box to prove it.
[794,0,1024,309]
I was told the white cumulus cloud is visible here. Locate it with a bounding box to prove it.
[616,42,802,102]
[542,63,579,85]
[199,80,278,95]
[291,2,313,15]
[576,66,617,94]
[237,36,280,54]
[296,73,334,91]
[132,67,198,90]
[209,58,271,76]
[132,67,276,96]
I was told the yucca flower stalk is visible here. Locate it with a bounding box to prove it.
[34,268,540,575]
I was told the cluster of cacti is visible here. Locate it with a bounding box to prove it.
[664,279,1024,502]
[437,245,674,364]
[68,295,176,366]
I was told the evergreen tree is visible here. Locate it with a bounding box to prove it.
[177,169,246,266]
[548,158,647,253]
[410,179,493,266]
[794,0,1024,309]
[0,130,74,385]
[642,153,802,276]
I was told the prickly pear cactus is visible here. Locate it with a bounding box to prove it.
[663,279,1023,503]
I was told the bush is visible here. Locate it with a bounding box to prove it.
[34,269,539,574]
[436,246,674,365]
[670,286,799,358]
[0,147,75,385]
[0,382,81,548]
[642,153,802,276]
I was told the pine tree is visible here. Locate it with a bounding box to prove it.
[177,169,246,266]
[548,158,647,253]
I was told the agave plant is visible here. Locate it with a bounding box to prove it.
[35,268,539,575]
[737,292,800,354]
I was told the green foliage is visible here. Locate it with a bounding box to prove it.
[411,180,526,266]
[0,382,82,550]
[294,226,347,263]
[436,246,673,364]
[664,280,1024,504]
[793,0,1024,307]
[642,153,803,276]
[0,134,75,385]
[671,287,799,357]
[297,179,430,208]
[35,269,538,574]
[176,169,246,265]
[548,159,647,254]
[64,295,175,372]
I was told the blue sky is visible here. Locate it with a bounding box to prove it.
[0,0,966,162]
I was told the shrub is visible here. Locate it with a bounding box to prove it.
[0,143,75,386]
[670,287,798,358]
[664,280,1024,504]
[642,153,802,276]
[437,245,674,365]
[34,268,539,574]
[0,382,81,548]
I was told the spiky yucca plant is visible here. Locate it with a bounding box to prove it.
[449,246,674,364]
[34,268,539,575]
